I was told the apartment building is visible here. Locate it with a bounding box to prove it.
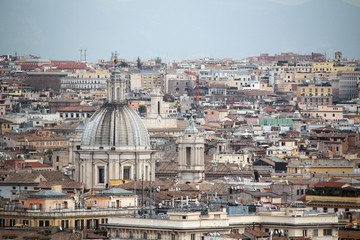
[297,83,333,109]
[301,105,343,121]
[130,70,164,91]
[60,69,109,91]
[338,71,360,100]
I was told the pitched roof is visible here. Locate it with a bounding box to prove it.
[114,180,173,191]
[56,106,96,112]
[314,182,348,188]
[4,172,44,184]
[26,162,52,168]
[6,133,66,142]
[333,177,360,184]
[245,229,269,237]
[29,190,68,199]
[4,171,72,184]
[100,188,134,196]
[0,118,12,124]
[152,191,190,201]
[246,191,280,198]
[35,181,84,189]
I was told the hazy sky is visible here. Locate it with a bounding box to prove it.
[1,0,360,62]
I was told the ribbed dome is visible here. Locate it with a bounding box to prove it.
[81,103,150,147]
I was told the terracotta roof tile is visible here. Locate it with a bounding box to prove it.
[56,106,96,112]
[245,229,268,237]
[26,162,52,168]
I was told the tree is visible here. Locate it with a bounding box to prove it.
[137,57,142,70]
[119,61,128,68]
[138,105,147,115]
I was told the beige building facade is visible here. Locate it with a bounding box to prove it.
[105,207,340,240]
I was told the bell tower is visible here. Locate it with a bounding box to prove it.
[148,88,164,118]
[177,117,205,184]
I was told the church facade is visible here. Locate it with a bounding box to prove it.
[70,67,155,190]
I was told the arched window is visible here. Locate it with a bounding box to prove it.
[116,87,120,102]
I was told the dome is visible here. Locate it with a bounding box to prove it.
[81,103,150,147]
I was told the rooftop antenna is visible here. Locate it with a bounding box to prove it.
[84,49,87,62]
[79,49,83,61]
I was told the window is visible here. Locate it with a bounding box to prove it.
[157,233,162,240]
[86,219,92,229]
[186,147,191,166]
[98,167,105,183]
[129,231,133,239]
[191,234,195,240]
[303,229,307,236]
[171,234,176,240]
[323,229,332,236]
[313,229,318,236]
[123,167,130,180]
[143,232,148,239]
